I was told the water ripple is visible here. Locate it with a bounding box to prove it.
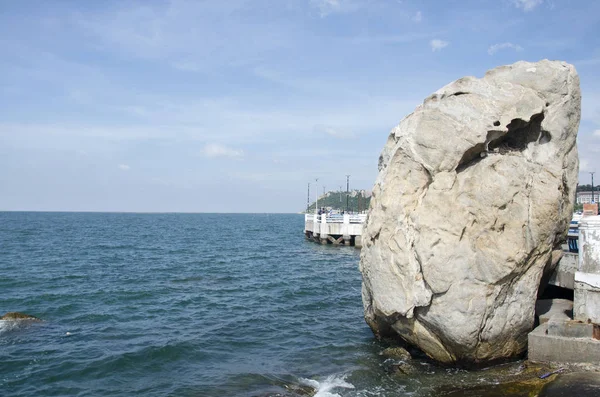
[0,213,376,396]
[0,212,519,397]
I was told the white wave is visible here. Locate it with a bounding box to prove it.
[0,318,42,335]
[300,374,355,397]
[0,320,21,334]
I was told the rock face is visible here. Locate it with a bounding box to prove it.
[360,60,580,364]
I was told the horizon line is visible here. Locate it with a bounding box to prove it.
[0,210,303,215]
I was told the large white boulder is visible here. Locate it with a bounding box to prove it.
[360,60,580,364]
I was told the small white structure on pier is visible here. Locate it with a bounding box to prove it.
[529,214,600,364]
[574,215,600,323]
[304,213,366,247]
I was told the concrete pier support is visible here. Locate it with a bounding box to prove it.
[320,215,328,244]
[354,235,362,249]
[343,235,351,246]
[574,216,600,323]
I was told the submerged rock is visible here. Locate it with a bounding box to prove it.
[539,372,600,397]
[386,360,420,376]
[437,376,553,397]
[360,60,580,364]
[381,346,412,360]
[280,383,316,397]
[433,361,560,396]
[1,312,41,321]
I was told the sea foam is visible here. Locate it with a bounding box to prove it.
[0,319,22,335]
[301,374,355,397]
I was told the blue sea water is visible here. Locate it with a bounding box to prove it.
[1,212,531,397]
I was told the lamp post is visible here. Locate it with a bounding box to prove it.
[315,178,319,214]
[592,172,596,204]
[346,175,350,213]
[306,182,310,213]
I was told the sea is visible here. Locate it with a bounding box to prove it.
[1,212,537,397]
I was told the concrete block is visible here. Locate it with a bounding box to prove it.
[528,323,600,364]
[574,289,600,324]
[547,318,594,338]
[548,253,577,289]
[536,299,573,324]
[574,272,600,323]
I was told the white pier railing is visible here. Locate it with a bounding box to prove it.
[304,213,367,224]
[304,213,366,247]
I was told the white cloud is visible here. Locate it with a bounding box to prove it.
[349,32,433,45]
[201,143,244,158]
[511,0,543,11]
[580,158,590,172]
[430,39,449,52]
[314,124,355,139]
[118,164,131,170]
[413,11,422,23]
[310,0,361,17]
[488,42,524,55]
[172,61,204,72]
[594,130,600,137]
[0,93,420,153]
[72,1,291,70]
[0,123,170,143]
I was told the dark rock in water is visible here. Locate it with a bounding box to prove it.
[389,361,419,376]
[1,312,41,321]
[381,348,419,376]
[381,346,412,360]
[381,346,418,376]
[539,372,600,397]
[433,361,560,396]
[252,383,316,397]
[437,377,552,397]
[281,383,316,397]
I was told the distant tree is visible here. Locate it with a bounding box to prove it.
[304,190,371,213]
[577,184,600,192]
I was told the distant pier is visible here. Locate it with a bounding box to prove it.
[304,213,366,247]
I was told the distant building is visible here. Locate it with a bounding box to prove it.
[577,191,599,204]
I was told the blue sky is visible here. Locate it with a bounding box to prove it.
[1,0,599,212]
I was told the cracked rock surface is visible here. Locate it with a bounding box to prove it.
[360,60,580,364]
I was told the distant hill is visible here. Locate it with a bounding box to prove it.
[303,189,371,213]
